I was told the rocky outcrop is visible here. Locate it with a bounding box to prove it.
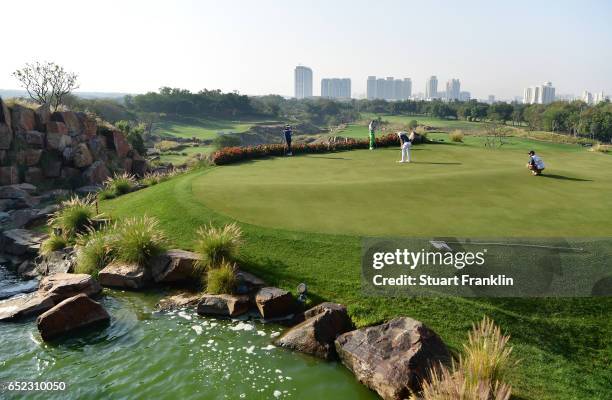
[334,317,451,400]
[274,302,353,360]
[235,270,266,294]
[0,273,101,321]
[156,291,202,311]
[37,293,110,341]
[197,294,250,317]
[1,229,48,256]
[10,104,36,132]
[0,98,13,150]
[150,249,201,284]
[98,262,151,289]
[254,287,297,320]
[83,161,110,184]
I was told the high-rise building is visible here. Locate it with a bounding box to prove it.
[459,91,471,101]
[321,78,351,99]
[366,76,412,100]
[523,82,555,104]
[487,95,496,104]
[594,91,608,104]
[425,76,438,100]
[294,66,313,99]
[445,79,461,101]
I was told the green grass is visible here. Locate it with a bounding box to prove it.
[152,116,277,140]
[101,138,612,400]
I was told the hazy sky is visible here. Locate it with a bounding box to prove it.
[1,0,611,100]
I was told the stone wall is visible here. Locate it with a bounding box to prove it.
[0,98,146,187]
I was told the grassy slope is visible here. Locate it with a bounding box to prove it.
[158,145,213,165]
[152,116,277,140]
[101,138,611,400]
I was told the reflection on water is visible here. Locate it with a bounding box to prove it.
[0,289,376,399]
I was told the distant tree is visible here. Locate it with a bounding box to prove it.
[488,103,513,124]
[115,120,147,155]
[12,61,79,111]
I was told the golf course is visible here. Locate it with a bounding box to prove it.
[101,133,612,400]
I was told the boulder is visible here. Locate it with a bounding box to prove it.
[60,167,81,181]
[0,98,12,149]
[274,303,353,360]
[10,104,36,132]
[25,167,43,184]
[4,205,56,229]
[0,184,32,201]
[131,158,147,176]
[76,112,97,138]
[111,130,131,158]
[0,292,56,321]
[122,157,133,173]
[334,317,451,400]
[42,157,62,178]
[34,104,51,131]
[22,149,43,166]
[17,259,40,279]
[0,166,19,185]
[83,161,109,184]
[23,130,45,148]
[37,294,110,341]
[46,120,68,135]
[62,146,74,163]
[35,248,75,276]
[1,229,48,256]
[156,291,202,311]
[73,143,93,168]
[51,111,82,135]
[150,249,201,283]
[254,287,297,319]
[235,270,266,294]
[98,262,151,289]
[46,130,72,151]
[75,185,102,195]
[88,136,107,161]
[197,294,250,317]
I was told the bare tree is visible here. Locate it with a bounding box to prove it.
[12,61,79,111]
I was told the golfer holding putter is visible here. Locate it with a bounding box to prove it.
[397,130,415,163]
[368,119,377,150]
[283,124,293,156]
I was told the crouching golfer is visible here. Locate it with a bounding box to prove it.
[527,150,545,175]
[283,125,293,156]
[397,130,415,163]
[368,119,377,150]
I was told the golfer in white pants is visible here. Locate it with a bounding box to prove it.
[397,131,414,163]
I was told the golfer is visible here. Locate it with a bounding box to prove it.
[527,150,545,175]
[283,125,293,156]
[368,120,376,150]
[397,130,415,163]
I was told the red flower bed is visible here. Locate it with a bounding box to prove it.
[211,133,405,165]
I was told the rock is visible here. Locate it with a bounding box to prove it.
[254,287,297,319]
[17,259,40,279]
[34,104,51,131]
[73,143,93,168]
[110,130,131,158]
[46,120,68,135]
[1,229,48,256]
[150,249,201,283]
[0,166,19,185]
[83,161,109,184]
[0,98,12,149]
[0,184,32,200]
[197,294,250,317]
[122,157,133,173]
[22,149,43,166]
[62,146,74,163]
[23,130,45,148]
[75,185,102,195]
[51,111,82,135]
[98,262,151,289]
[334,317,451,400]
[0,273,101,321]
[11,183,37,193]
[235,270,266,294]
[35,248,75,276]
[88,136,108,161]
[60,167,81,181]
[25,167,44,184]
[46,130,72,151]
[156,291,202,311]
[76,113,97,138]
[274,303,353,360]
[5,205,56,229]
[37,294,110,341]
[131,158,147,176]
[10,104,36,132]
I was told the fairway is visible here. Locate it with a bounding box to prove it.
[194,138,612,237]
[152,116,277,139]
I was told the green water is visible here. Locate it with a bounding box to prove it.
[0,290,377,399]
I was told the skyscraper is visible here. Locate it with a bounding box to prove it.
[445,79,461,101]
[366,76,411,100]
[366,76,377,100]
[294,66,313,99]
[523,82,555,104]
[321,78,351,99]
[425,76,438,100]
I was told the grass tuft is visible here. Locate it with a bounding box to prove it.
[111,216,167,265]
[74,226,113,277]
[104,172,137,196]
[49,195,101,238]
[449,130,465,142]
[206,261,237,294]
[194,223,243,269]
[40,234,68,255]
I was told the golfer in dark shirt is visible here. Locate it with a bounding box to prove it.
[284,125,293,156]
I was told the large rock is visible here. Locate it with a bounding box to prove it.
[274,303,353,360]
[254,287,297,319]
[25,166,43,183]
[76,112,97,138]
[35,248,75,276]
[23,130,45,148]
[37,294,110,341]
[197,294,250,317]
[34,104,51,131]
[21,148,43,166]
[150,249,201,283]
[0,98,12,149]
[235,270,266,295]
[0,184,35,209]
[10,104,36,132]
[83,161,109,184]
[4,205,56,229]
[0,166,19,185]
[98,262,151,289]
[46,122,72,151]
[103,130,131,158]
[0,273,101,321]
[73,143,93,168]
[156,291,202,311]
[1,229,48,256]
[51,111,82,135]
[334,317,451,400]
[88,136,108,161]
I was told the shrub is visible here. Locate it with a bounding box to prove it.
[75,227,113,277]
[449,130,464,142]
[111,216,167,265]
[194,223,243,269]
[590,143,610,153]
[414,316,516,400]
[212,134,241,150]
[49,195,101,238]
[408,119,418,129]
[104,173,136,196]
[155,140,182,152]
[141,172,162,186]
[97,188,116,200]
[206,261,237,294]
[40,233,68,255]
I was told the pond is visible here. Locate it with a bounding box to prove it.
[0,278,377,399]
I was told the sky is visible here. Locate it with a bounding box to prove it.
[1,0,611,100]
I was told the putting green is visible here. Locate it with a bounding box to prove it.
[194,138,612,237]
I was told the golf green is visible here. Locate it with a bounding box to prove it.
[194,138,612,237]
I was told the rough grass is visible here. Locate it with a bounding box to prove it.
[104,173,136,196]
[40,234,68,255]
[74,227,113,277]
[449,130,465,142]
[152,116,276,140]
[49,196,100,238]
[194,223,243,269]
[206,261,237,294]
[100,139,612,400]
[111,216,167,265]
